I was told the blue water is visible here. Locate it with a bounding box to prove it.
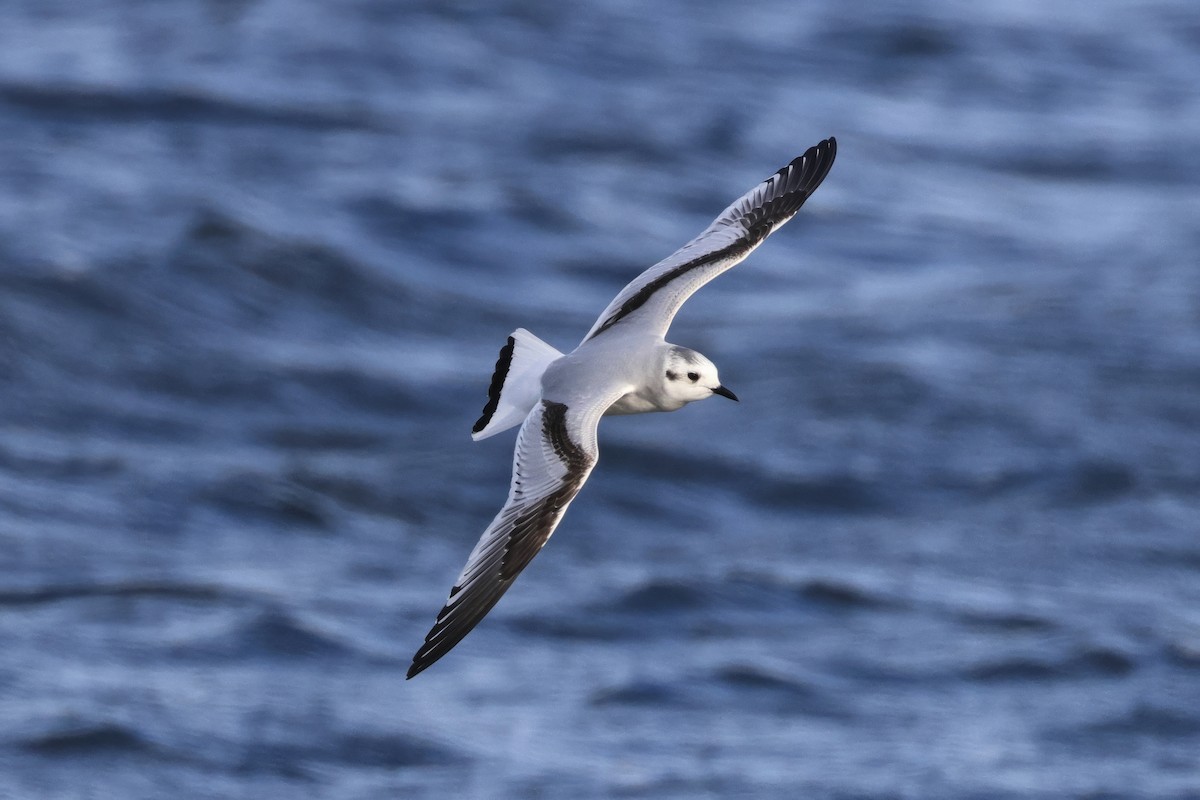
[2,1,1199,797]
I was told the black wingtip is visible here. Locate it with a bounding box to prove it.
[473,336,517,434]
[790,136,836,177]
[740,136,838,244]
[407,633,443,679]
[801,136,837,175]
[789,135,838,201]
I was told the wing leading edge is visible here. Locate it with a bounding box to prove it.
[582,137,837,342]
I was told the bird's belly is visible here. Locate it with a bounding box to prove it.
[604,391,678,416]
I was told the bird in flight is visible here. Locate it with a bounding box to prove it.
[408,137,837,678]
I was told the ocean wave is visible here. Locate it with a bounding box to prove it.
[168,607,379,662]
[0,580,245,608]
[591,662,848,716]
[19,721,159,757]
[0,81,375,131]
[963,646,1136,683]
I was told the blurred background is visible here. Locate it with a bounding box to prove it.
[1,0,1198,797]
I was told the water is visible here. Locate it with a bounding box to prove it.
[2,1,1199,797]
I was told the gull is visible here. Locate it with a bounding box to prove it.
[407,137,837,678]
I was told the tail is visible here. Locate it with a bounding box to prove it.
[471,328,563,441]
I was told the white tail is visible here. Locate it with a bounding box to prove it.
[471,328,563,441]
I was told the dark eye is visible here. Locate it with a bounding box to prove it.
[665,370,678,381]
[687,372,699,382]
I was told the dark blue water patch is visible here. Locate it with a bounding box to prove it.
[318,731,466,768]
[599,487,713,530]
[963,645,1136,683]
[820,656,931,687]
[506,610,634,642]
[791,576,903,611]
[283,465,425,522]
[0,321,20,381]
[709,664,850,716]
[525,124,684,165]
[528,573,903,642]
[745,473,893,515]
[0,263,140,325]
[168,607,368,662]
[196,471,336,531]
[231,731,467,775]
[590,663,848,717]
[1047,459,1139,507]
[18,721,160,758]
[603,573,902,617]
[0,580,247,608]
[604,443,895,515]
[1165,639,1200,669]
[17,719,466,781]
[1097,361,1200,430]
[344,195,592,314]
[0,219,436,421]
[260,364,434,419]
[598,575,791,619]
[1082,706,1200,739]
[606,579,720,614]
[0,443,124,480]
[604,443,746,486]
[0,81,376,131]
[930,458,1142,508]
[505,184,592,234]
[512,577,777,642]
[0,212,406,365]
[589,679,691,708]
[723,570,906,615]
[1,392,210,444]
[824,640,1138,688]
[202,724,469,779]
[116,354,436,425]
[822,11,960,57]
[256,425,390,452]
[952,609,1058,633]
[507,584,717,643]
[349,194,499,250]
[929,464,1048,503]
[158,211,414,332]
[815,15,961,86]
[1048,705,1200,756]
[120,358,299,407]
[975,139,1200,187]
[787,350,936,424]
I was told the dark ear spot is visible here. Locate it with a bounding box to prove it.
[687,371,699,382]
[666,370,678,381]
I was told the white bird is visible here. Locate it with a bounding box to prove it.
[408,138,837,678]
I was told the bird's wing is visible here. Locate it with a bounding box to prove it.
[407,387,626,678]
[581,137,837,343]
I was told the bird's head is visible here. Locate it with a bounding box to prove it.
[660,346,738,407]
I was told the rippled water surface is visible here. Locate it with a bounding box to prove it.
[2,1,1199,797]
